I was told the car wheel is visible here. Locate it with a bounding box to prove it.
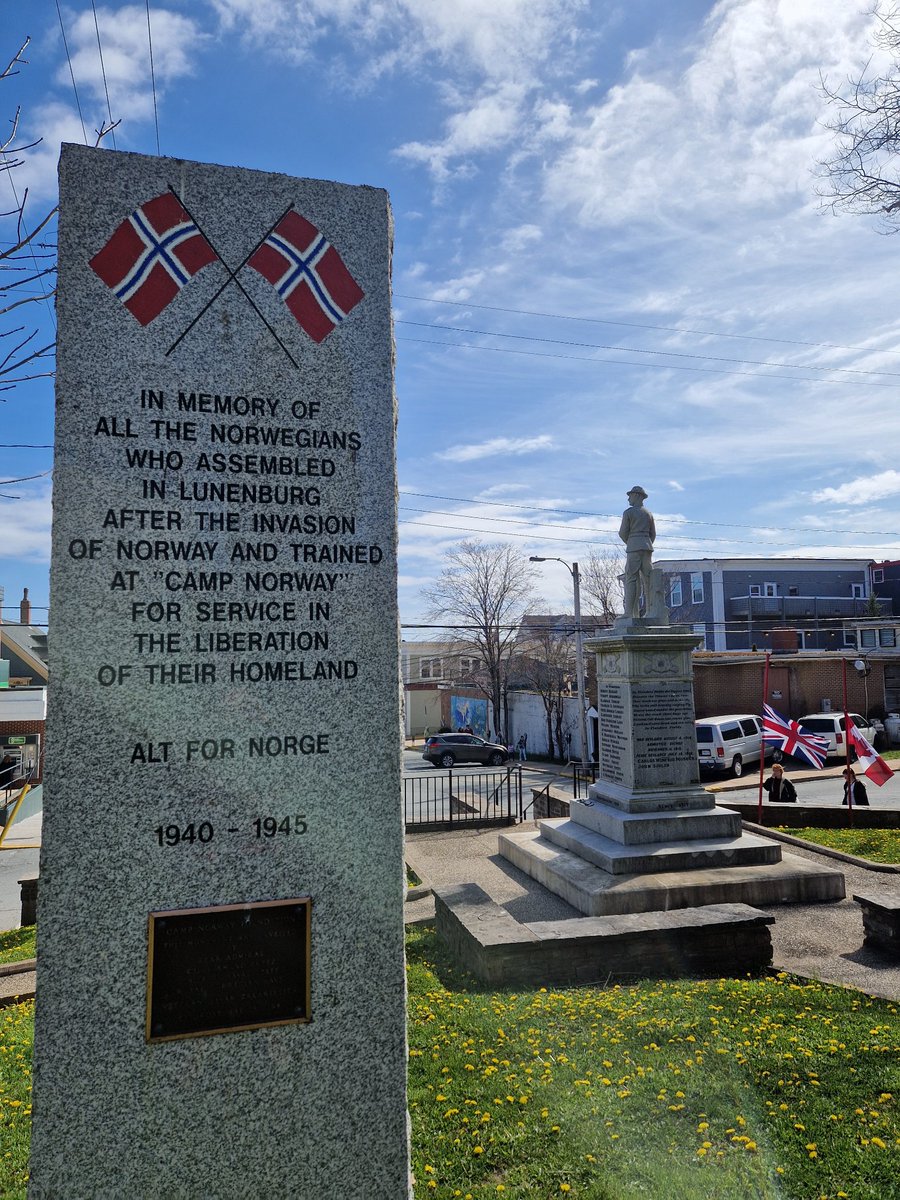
[439,752,455,768]
[488,752,504,766]
[731,755,743,777]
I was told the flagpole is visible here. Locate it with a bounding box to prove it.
[757,651,769,825]
[842,656,853,823]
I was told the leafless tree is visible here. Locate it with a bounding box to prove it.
[516,619,575,759]
[2,38,118,395]
[818,5,900,231]
[580,548,624,626]
[422,541,535,744]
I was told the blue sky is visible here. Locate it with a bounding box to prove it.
[5,0,900,630]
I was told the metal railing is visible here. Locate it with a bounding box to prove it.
[404,766,523,830]
[572,759,598,800]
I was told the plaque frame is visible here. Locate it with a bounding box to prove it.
[146,897,312,1043]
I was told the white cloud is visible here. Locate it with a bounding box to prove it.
[811,470,900,506]
[668,480,685,492]
[542,0,882,230]
[0,487,52,562]
[59,6,204,124]
[437,434,555,462]
[395,83,529,181]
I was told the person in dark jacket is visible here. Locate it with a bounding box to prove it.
[762,762,797,803]
[841,767,869,807]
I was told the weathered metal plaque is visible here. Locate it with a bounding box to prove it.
[146,897,311,1042]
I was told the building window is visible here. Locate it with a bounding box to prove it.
[851,583,865,599]
[764,582,778,597]
[873,568,885,584]
[458,657,479,675]
[668,577,682,607]
[420,657,443,679]
[880,628,897,648]
[788,585,799,596]
[749,584,762,597]
[843,629,858,647]
[860,628,877,648]
[690,572,704,604]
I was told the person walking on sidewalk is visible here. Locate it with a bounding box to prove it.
[516,734,528,762]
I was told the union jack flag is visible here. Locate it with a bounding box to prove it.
[762,704,829,769]
[90,192,218,325]
[248,209,364,343]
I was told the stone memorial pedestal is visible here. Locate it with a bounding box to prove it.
[501,620,844,916]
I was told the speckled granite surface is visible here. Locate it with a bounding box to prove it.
[31,145,407,1198]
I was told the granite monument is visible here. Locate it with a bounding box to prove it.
[30,145,409,1198]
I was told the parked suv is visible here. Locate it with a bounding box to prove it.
[695,714,771,777]
[422,734,509,768]
[796,712,878,759]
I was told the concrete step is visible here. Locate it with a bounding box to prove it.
[499,828,846,916]
[538,817,780,875]
[571,799,742,845]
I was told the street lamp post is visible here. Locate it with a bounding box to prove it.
[530,556,590,765]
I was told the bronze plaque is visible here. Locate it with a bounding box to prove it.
[146,897,311,1042]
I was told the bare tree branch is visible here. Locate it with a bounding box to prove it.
[818,4,900,231]
[422,540,535,743]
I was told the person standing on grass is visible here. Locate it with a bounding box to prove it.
[763,762,797,803]
[841,766,870,807]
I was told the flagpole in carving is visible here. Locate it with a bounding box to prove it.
[165,190,299,368]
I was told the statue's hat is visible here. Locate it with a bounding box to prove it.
[626,485,647,499]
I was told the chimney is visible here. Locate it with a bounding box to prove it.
[20,588,30,626]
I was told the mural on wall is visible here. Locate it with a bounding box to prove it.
[451,696,488,736]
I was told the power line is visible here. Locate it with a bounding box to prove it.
[396,320,900,381]
[395,293,900,358]
[0,469,52,485]
[91,1,117,150]
[396,335,900,388]
[399,490,900,539]
[54,1,87,143]
[398,505,894,550]
[145,0,160,155]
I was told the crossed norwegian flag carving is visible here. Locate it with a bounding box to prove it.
[89,190,365,349]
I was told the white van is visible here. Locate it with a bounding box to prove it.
[695,714,771,777]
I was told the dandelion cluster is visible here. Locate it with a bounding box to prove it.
[407,930,900,1198]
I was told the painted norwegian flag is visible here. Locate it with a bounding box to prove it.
[89,192,218,325]
[762,704,829,769]
[848,723,894,786]
[248,210,364,343]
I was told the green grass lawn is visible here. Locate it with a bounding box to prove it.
[0,931,35,969]
[776,828,900,865]
[0,929,898,1198]
[407,928,900,1199]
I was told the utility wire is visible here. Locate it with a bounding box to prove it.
[399,489,900,540]
[91,1,117,149]
[398,505,893,550]
[0,469,52,485]
[54,3,87,143]
[396,293,900,358]
[397,320,900,380]
[396,335,900,389]
[145,0,160,155]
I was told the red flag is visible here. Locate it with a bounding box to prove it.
[848,724,894,787]
[248,210,364,343]
[90,192,218,325]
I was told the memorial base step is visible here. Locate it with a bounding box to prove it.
[571,799,742,844]
[499,829,845,916]
[538,818,780,875]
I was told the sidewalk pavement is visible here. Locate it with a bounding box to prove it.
[406,821,900,1002]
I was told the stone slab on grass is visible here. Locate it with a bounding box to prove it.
[435,881,774,987]
[854,892,900,955]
